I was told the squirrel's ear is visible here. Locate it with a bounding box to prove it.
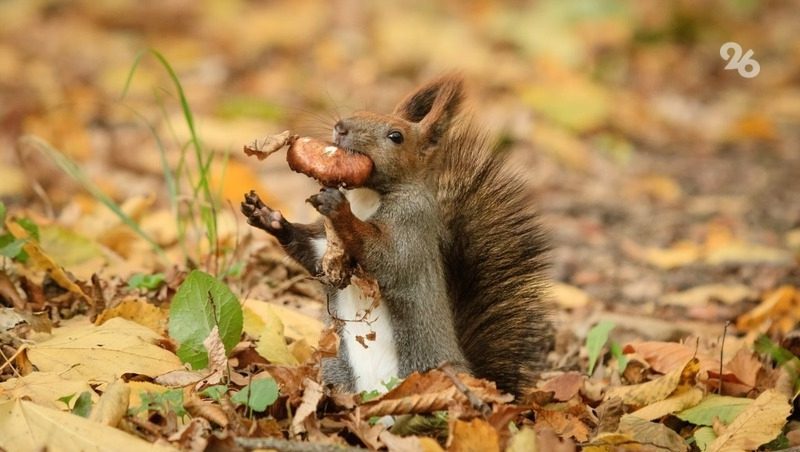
[393,75,464,146]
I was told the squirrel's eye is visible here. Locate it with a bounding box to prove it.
[387,131,404,144]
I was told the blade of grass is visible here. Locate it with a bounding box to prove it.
[18,135,166,258]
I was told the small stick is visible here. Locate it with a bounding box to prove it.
[236,437,366,452]
[440,363,491,417]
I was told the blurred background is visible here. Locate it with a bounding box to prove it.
[1,0,798,322]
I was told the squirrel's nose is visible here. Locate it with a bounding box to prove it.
[334,121,349,136]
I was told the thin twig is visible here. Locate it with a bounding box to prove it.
[440,363,491,417]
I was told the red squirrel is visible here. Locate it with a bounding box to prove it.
[241,75,551,397]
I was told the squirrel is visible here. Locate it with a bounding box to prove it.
[241,75,551,397]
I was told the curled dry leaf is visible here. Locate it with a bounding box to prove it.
[291,378,324,437]
[89,379,130,427]
[243,130,293,160]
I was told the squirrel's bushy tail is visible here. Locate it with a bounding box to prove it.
[437,123,552,396]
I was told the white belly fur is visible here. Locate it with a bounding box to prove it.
[312,188,398,393]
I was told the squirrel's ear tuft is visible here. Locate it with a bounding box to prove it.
[393,74,465,146]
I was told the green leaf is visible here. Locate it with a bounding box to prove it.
[128,273,166,290]
[201,385,228,401]
[231,378,279,412]
[754,334,797,366]
[0,236,26,259]
[693,426,716,452]
[360,389,381,402]
[586,320,615,374]
[72,391,93,418]
[610,341,629,374]
[676,394,753,426]
[15,218,39,241]
[168,270,243,369]
[57,393,76,408]
[0,202,6,224]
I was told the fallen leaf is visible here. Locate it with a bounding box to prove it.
[676,394,753,426]
[89,379,130,427]
[27,317,183,383]
[245,305,298,366]
[0,398,175,451]
[0,372,96,410]
[630,387,704,421]
[707,389,791,452]
[243,299,323,344]
[449,418,499,452]
[618,415,688,452]
[95,297,169,334]
[536,408,592,442]
[737,285,797,332]
[605,358,699,408]
[291,378,323,436]
[540,372,584,402]
[550,282,590,309]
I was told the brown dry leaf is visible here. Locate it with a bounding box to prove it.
[623,342,717,375]
[291,378,324,436]
[167,417,210,452]
[202,325,227,385]
[630,387,704,421]
[0,271,26,310]
[540,372,584,402]
[94,297,168,334]
[535,407,592,443]
[449,418,500,452]
[737,285,797,332]
[705,242,793,266]
[89,378,130,427]
[361,370,511,418]
[707,389,791,452]
[618,415,688,451]
[243,130,292,160]
[605,358,699,408]
[154,369,206,388]
[0,372,96,410]
[0,398,175,452]
[185,394,229,428]
[721,348,761,388]
[5,220,92,305]
[27,317,183,383]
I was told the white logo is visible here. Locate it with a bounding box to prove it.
[720,42,760,78]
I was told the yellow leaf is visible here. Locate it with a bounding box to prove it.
[0,398,175,452]
[245,305,298,366]
[450,418,500,452]
[95,297,169,334]
[243,299,323,344]
[89,379,130,427]
[0,372,96,410]
[506,427,538,452]
[5,220,91,304]
[707,389,791,452]
[27,317,183,384]
[630,387,704,421]
[606,358,699,408]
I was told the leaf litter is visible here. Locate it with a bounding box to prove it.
[0,0,799,450]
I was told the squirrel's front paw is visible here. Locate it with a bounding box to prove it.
[307,187,349,217]
[241,190,291,241]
